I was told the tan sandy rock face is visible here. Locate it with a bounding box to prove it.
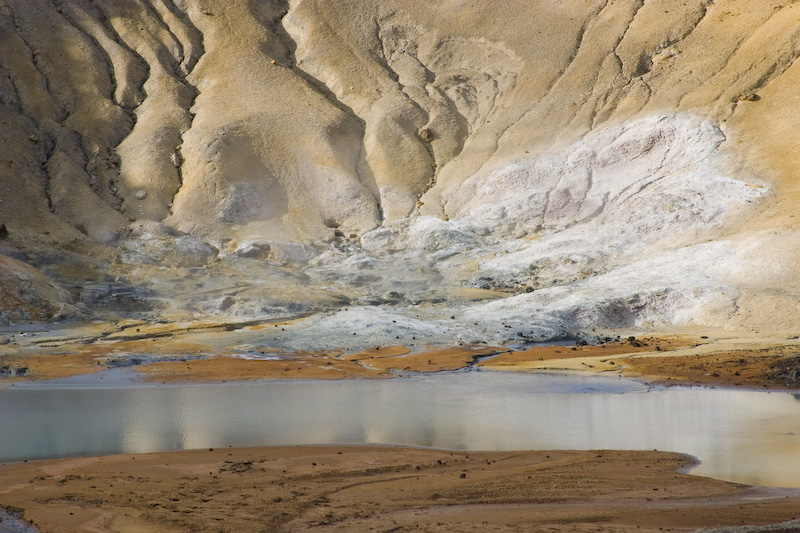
[1,0,800,346]
[0,255,79,322]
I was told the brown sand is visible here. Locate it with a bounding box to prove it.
[340,344,412,359]
[478,336,800,390]
[480,335,697,364]
[345,345,502,372]
[621,345,800,389]
[1,446,799,533]
[138,353,388,382]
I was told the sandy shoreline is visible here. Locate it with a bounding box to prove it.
[2,446,800,533]
[3,320,800,531]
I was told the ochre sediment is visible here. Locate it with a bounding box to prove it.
[1,446,799,533]
[3,321,800,389]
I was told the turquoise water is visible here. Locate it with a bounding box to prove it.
[2,370,800,487]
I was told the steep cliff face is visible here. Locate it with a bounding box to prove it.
[1,0,799,342]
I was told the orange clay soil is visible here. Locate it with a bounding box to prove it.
[344,344,503,372]
[477,336,800,390]
[620,345,800,389]
[3,320,800,390]
[137,345,504,381]
[1,446,799,533]
[137,353,389,382]
[480,335,696,365]
[0,337,220,382]
[477,336,702,378]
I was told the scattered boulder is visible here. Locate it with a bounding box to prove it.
[234,241,272,259]
[175,236,218,264]
[268,242,320,265]
[418,128,434,143]
[360,227,398,253]
[116,223,218,267]
[232,240,318,264]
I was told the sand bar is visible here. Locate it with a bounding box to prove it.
[2,446,800,532]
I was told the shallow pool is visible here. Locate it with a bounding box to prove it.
[2,370,799,487]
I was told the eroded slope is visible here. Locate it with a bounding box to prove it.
[1,0,799,346]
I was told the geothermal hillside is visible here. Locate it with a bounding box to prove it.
[2,0,800,348]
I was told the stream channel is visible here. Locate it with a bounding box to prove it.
[2,369,800,487]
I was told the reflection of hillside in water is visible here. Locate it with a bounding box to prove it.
[3,373,800,488]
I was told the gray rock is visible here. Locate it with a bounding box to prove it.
[235,241,271,259]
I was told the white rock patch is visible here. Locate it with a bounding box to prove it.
[291,113,767,347]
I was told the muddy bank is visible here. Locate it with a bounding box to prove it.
[1,446,800,533]
[3,320,800,390]
[478,337,800,390]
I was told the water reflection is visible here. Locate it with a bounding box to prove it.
[2,371,800,487]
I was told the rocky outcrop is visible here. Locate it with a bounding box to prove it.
[0,254,80,323]
[2,1,800,342]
